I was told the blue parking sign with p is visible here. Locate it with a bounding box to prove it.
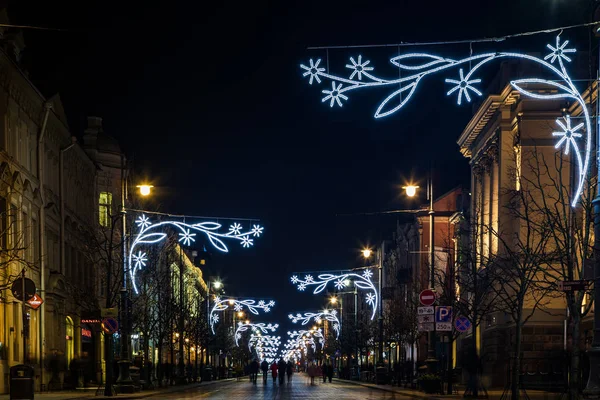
[435,306,452,323]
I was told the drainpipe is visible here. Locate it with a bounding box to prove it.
[38,102,52,386]
[59,137,77,277]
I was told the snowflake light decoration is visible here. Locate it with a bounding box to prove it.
[132,251,147,269]
[290,269,378,320]
[288,311,341,339]
[235,322,278,346]
[553,115,584,157]
[129,214,264,293]
[210,298,274,334]
[300,35,591,207]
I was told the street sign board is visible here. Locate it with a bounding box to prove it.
[435,306,453,323]
[11,278,36,302]
[26,293,44,310]
[418,306,434,315]
[102,317,119,334]
[419,289,436,306]
[418,315,434,324]
[418,322,434,332]
[455,316,471,333]
[436,323,452,332]
[101,307,117,318]
[559,280,590,291]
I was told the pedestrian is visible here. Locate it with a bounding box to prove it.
[322,362,327,383]
[278,358,286,385]
[327,361,334,383]
[307,362,316,385]
[270,361,278,384]
[286,360,293,383]
[250,359,259,384]
[261,359,269,384]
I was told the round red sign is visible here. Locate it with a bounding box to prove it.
[419,289,436,306]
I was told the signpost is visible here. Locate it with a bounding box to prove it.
[435,306,453,332]
[102,317,119,335]
[419,289,436,306]
[101,308,118,318]
[418,315,434,324]
[417,306,434,315]
[559,280,590,291]
[455,316,471,333]
[26,294,44,310]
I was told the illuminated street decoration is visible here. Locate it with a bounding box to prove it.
[291,270,378,319]
[234,322,278,346]
[210,298,275,334]
[300,35,590,207]
[129,214,264,293]
[288,310,341,339]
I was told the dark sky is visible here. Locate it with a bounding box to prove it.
[9,0,592,332]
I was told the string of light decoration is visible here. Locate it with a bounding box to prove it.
[130,214,264,293]
[291,270,378,319]
[288,310,341,339]
[209,297,274,334]
[300,35,591,207]
[234,322,278,346]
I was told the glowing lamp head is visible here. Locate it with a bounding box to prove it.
[228,299,235,305]
[245,320,250,325]
[403,185,419,197]
[329,296,338,305]
[361,248,372,259]
[237,311,244,317]
[175,333,180,338]
[213,281,222,290]
[137,184,153,196]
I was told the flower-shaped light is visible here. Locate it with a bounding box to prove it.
[291,275,299,284]
[268,300,275,307]
[362,269,373,279]
[445,68,482,105]
[334,278,346,290]
[305,275,314,283]
[211,314,220,324]
[366,293,376,306]
[241,235,253,248]
[251,225,264,237]
[345,55,374,80]
[234,303,243,312]
[300,59,325,85]
[135,215,151,230]
[544,36,575,64]
[229,223,242,235]
[553,115,583,156]
[132,251,148,268]
[298,283,306,291]
[322,82,348,108]
[314,316,322,324]
[179,229,196,246]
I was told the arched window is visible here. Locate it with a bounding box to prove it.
[65,316,74,366]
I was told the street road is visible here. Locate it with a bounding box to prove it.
[146,374,402,399]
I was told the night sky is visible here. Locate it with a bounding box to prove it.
[10,0,593,331]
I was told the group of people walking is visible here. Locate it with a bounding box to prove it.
[307,361,334,385]
[248,358,294,385]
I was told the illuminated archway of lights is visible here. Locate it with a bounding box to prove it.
[234,322,278,346]
[129,214,264,293]
[291,270,378,319]
[289,310,341,339]
[251,334,281,363]
[209,298,274,334]
[300,35,590,207]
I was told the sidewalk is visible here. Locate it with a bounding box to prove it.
[334,378,564,400]
[0,378,236,400]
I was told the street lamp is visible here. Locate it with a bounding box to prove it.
[404,178,437,372]
[136,184,153,196]
[363,248,384,368]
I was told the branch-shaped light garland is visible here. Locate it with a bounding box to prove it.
[289,310,341,339]
[300,35,590,207]
[291,270,377,319]
[210,297,275,334]
[234,322,278,346]
[129,214,264,293]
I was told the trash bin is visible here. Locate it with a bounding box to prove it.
[202,367,212,382]
[375,366,387,385]
[10,364,34,400]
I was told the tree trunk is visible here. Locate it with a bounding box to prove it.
[570,314,580,400]
[472,322,479,398]
[512,316,523,400]
[157,340,163,387]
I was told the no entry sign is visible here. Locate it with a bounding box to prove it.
[419,289,436,306]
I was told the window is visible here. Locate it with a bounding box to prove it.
[513,143,521,191]
[9,204,17,250]
[99,192,112,227]
[32,215,39,265]
[22,211,30,261]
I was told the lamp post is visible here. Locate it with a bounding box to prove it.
[404,176,437,372]
[362,248,384,368]
[116,180,152,393]
[206,280,222,368]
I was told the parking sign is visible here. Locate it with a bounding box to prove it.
[435,306,452,323]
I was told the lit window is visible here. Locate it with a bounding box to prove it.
[99,192,112,227]
[513,143,521,191]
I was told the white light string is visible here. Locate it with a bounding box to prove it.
[288,310,341,339]
[300,35,591,207]
[129,214,264,293]
[209,297,275,334]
